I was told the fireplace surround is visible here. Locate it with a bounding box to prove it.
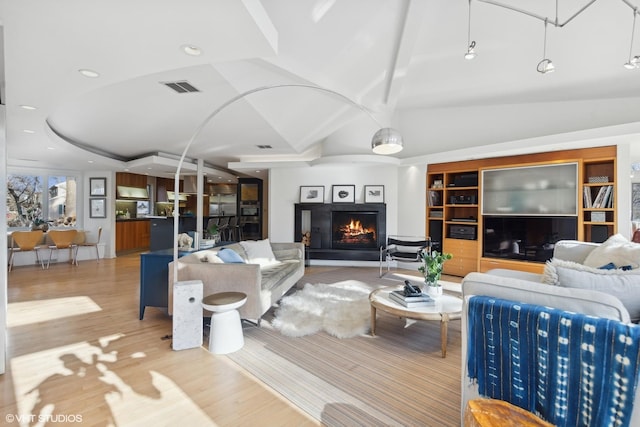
[294,203,386,261]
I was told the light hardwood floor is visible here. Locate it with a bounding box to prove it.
[2,255,462,426]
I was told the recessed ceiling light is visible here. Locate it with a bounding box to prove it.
[47,147,55,150]
[88,160,94,164]
[23,129,35,134]
[79,69,100,78]
[181,44,202,56]
[20,105,37,110]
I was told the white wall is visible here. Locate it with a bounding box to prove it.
[397,164,427,237]
[268,164,399,242]
[82,170,116,260]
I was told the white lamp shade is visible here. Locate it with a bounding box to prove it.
[371,128,403,155]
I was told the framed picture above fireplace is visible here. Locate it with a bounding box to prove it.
[364,185,384,203]
[300,186,324,203]
[332,185,355,203]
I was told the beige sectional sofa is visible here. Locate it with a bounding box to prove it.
[168,240,305,324]
[460,235,640,425]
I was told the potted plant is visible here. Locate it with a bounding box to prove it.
[207,223,220,243]
[418,250,453,298]
[31,218,50,232]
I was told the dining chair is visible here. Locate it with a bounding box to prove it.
[76,227,102,262]
[8,230,45,271]
[46,229,79,268]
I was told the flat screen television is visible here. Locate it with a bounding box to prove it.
[483,216,577,263]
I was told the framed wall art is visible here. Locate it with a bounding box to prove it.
[364,185,385,203]
[90,177,107,197]
[90,198,107,218]
[299,186,324,203]
[332,185,355,203]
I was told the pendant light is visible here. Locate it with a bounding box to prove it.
[537,19,555,74]
[464,0,477,60]
[371,128,404,155]
[624,8,640,70]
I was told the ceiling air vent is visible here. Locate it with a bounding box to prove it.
[257,145,272,149]
[162,80,200,93]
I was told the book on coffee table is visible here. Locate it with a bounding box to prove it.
[389,291,435,307]
[390,290,432,301]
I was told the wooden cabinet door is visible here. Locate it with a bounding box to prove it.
[442,238,478,277]
[116,220,150,254]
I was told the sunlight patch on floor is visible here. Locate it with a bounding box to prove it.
[7,296,102,327]
[10,335,215,427]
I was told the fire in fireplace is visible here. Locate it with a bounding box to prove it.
[332,212,378,249]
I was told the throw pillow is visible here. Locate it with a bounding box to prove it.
[544,257,640,322]
[217,248,245,264]
[240,239,278,267]
[583,233,640,270]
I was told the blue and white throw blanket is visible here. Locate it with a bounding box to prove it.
[467,296,640,427]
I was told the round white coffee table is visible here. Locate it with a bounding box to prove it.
[202,292,247,354]
[369,285,462,358]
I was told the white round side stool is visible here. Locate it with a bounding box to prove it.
[202,292,247,354]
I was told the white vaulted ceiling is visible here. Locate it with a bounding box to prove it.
[2,0,640,181]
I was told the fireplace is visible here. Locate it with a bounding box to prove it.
[294,202,386,261]
[332,211,378,249]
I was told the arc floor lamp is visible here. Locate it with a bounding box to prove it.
[171,83,403,283]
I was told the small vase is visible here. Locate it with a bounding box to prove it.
[426,284,443,299]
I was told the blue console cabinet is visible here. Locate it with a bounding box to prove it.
[139,249,189,319]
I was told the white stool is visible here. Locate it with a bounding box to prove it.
[202,292,247,354]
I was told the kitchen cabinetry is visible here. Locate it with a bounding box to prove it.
[116,172,148,188]
[237,178,263,240]
[156,177,181,202]
[115,219,150,254]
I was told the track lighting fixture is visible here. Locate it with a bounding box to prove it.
[537,19,554,74]
[465,41,476,61]
[464,0,476,60]
[624,8,640,70]
[470,0,640,72]
[624,56,640,70]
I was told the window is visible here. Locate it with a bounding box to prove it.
[7,173,78,228]
[633,183,640,222]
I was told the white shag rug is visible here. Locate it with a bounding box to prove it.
[271,280,373,339]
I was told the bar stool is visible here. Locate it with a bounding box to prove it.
[202,292,247,354]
